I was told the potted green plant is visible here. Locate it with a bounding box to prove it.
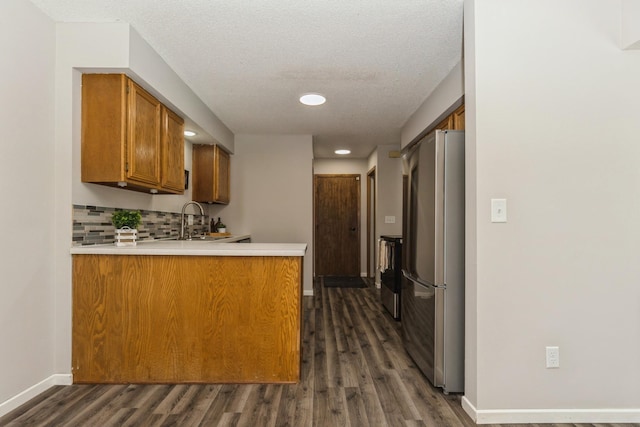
[111,210,142,246]
[217,222,227,233]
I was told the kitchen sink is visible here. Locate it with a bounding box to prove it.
[166,235,229,242]
[186,235,229,241]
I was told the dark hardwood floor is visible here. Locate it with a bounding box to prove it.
[0,278,634,426]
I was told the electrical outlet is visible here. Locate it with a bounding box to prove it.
[384,216,396,224]
[546,346,560,368]
[187,214,194,225]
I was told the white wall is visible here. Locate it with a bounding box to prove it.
[373,145,403,238]
[621,0,640,49]
[401,61,464,148]
[0,0,57,413]
[50,23,235,376]
[465,0,640,423]
[216,135,314,294]
[367,146,403,283]
[313,158,370,276]
[57,23,232,214]
[463,0,478,411]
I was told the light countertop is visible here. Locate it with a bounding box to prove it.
[70,235,307,257]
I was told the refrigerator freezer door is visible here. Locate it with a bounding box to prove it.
[407,132,445,287]
[401,272,445,387]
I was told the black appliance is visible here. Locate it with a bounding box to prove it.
[379,235,403,319]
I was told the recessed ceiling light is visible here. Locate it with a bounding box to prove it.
[335,149,351,155]
[184,130,196,137]
[299,93,326,106]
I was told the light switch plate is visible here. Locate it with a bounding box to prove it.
[491,199,507,223]
[384,216,396,224]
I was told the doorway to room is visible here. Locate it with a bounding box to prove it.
[367,167,376,279]
[313,174,360,276]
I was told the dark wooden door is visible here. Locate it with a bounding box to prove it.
[314,174,360,276]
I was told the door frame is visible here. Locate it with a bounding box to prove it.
[367,167,376,279]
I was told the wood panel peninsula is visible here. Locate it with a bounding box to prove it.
[70,241,307,384]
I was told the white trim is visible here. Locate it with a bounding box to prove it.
[0,374,72,418]
[461,396,476,421]
[462,396,640,424]
[303,289,314,296]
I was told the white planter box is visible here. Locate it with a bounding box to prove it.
[115,227,138,246]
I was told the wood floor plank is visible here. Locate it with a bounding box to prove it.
[234,384,283,427]
[344,386,372,427]
[221,384,253,414]
[388,368,424,422]
[399,366,466,427]
[65,384,135,426]
[1,384,97,426]
[3,278,630,427]
[171,384,220,426]
[153,383,191,414]
[312,284,331,426]
[196,384,240,426]
[119,385,174,427]
[332,289,363,388]
[34,384,120,426]
[216,411,241,427]
[103,408,138,427]
[322,282,343,389]
[273,306,315,426]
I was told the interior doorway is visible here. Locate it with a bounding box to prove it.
[314,174,361,277]
[367,167,376,279]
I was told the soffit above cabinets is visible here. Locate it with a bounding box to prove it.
[31,0,463,158]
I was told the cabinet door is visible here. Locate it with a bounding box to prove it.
[192,144,231,204]
[214,146,230,204]
[160,107,185,193]
[127,81,161,186]
[435,115,453,130]
[81,74,127,184]
[452,104,465,130]
[192,144,214,202]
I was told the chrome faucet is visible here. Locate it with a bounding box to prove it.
[179,201,205,240]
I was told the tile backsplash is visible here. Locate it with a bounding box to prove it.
[73,204,209,246]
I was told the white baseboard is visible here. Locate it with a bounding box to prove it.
[303,289,314,296]
[462,396,640,424]
[0,374,72,418]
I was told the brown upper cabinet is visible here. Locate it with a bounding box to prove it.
[81,74,184,194]
[434,104,465,131]
[435,115,453,130]
[192,144,230,204]
[452,104,465,130]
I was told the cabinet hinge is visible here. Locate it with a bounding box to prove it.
[125,162,129,172]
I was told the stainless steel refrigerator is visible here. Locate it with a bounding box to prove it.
[401,129,464,394]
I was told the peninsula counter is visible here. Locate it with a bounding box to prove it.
[70,241,307,384]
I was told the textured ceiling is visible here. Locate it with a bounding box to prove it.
[31,0,463,158]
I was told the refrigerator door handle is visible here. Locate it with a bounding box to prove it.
[402,269,444,289]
